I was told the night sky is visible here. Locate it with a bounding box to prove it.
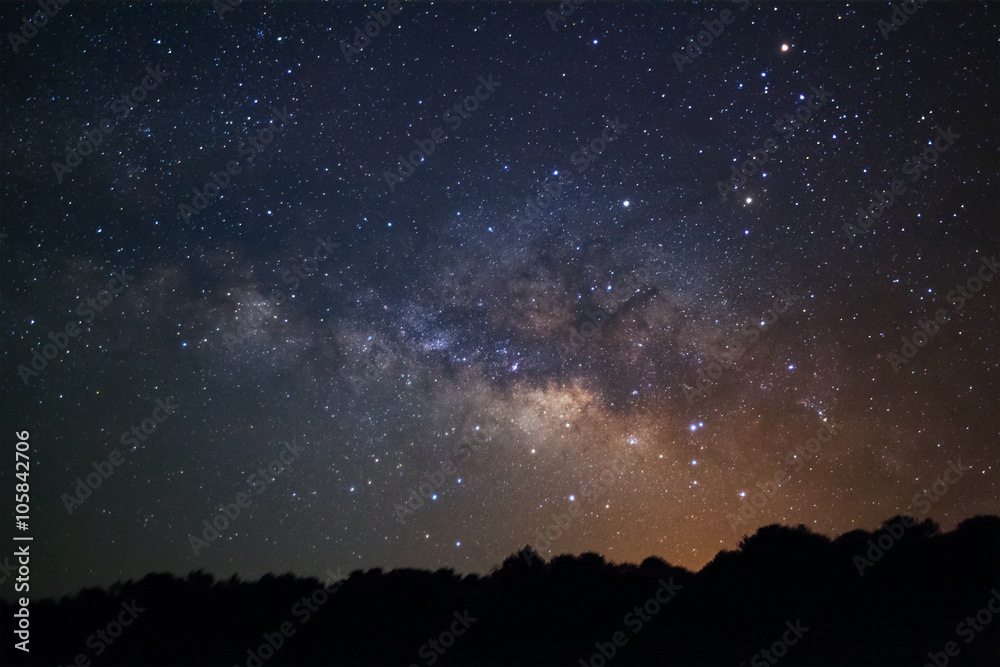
[1,0,997,599]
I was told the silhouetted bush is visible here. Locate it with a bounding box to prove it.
[2,516,997,666]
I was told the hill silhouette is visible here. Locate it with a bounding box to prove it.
[2,516,997,666]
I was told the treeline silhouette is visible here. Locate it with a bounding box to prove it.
[3,516,998,666]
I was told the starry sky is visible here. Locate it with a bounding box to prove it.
[1,1,997,599]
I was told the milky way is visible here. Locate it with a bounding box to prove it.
[1,1,997,597]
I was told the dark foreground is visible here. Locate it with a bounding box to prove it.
[2,516,998,666]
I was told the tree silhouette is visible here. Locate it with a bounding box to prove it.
[2,516,996,666]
